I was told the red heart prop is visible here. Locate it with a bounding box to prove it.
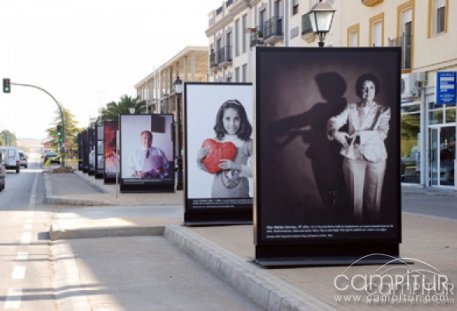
[201,139,237,174]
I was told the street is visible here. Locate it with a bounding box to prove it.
[0,162,262,311]
[0,158,456,310]
[0,163,56,310]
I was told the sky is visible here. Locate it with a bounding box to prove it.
[0,0,219,140]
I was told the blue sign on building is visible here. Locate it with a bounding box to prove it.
[436,71,456,105]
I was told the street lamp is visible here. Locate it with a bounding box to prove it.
[174,76,184,191]
[308,0,336,47]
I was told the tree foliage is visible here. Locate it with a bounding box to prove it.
[401,114,420,139]
[0,130,17,146]
[46,107,81,153]
[100,95,146,122]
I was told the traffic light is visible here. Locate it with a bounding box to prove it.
[56,124,64,143]
[3,78,11,93]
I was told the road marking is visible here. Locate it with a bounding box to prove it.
[4,288,22,309]
[16,251,28,261]
[3,174,40,310]
[11,265,26,280]
[20,232,31,245]
[28,174,38,210]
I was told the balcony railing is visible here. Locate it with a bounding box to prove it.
[388,33,412,70]
[216,45,232,66]
[264,16,283,44]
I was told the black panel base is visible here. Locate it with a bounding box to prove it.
[184,211,252,227]
[255,243,400,268]
[120,183,174,193]
[103,177,116,184]
[185,220,252,227]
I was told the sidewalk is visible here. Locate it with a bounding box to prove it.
[46,171,457,310]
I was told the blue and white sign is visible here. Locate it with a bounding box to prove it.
[436,71,456,105]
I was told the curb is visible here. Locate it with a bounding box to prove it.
[164,224,336,311]
[43,173,112,206]
[49,223,164,241]
[45,195,116,206]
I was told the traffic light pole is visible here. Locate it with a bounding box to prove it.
[10,82,66,167]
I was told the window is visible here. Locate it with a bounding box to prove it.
[397,1,414,71]
[275,0,284,35]
[235,67,240,82]
[226,32,232,61]
[259,9,266,35]
[242,64,247,82]
[216,38,222,63]
[292,0,299,15]
[369,13,384,47]
[242,14,247,53]
[347,24,360,47]
[428,0,448,37]
[235,19,240,57]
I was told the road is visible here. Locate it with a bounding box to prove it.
[0,162,56,311]
[1,149,455,310]
[0,162,262,311]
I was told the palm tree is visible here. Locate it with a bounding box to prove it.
[100,95,146,122]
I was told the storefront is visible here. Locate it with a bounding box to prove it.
[401,71,456,189]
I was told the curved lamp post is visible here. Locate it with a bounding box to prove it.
[174,76,184,191]
[308,0,336,47]
[9,82,66,166]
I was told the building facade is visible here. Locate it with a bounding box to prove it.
[341,0,456,189]
[135,46,208,115]
[205,0,456,189]
[206,0,341,82]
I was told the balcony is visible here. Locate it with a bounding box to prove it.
[362,0,383,7]
[388,33,412,71]
[263,16,284,44]
[249,26,265,47]
[216,45,232,67]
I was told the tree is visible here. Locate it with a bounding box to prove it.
[100,95,146,122]
[0,130,16,146]
[46,107,81,155]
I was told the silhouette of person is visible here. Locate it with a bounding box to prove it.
[269,72,348,218]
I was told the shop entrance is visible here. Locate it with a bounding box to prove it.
[429,126,455,187]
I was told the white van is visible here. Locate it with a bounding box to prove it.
[0,146,20,173]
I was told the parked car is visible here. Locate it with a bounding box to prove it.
[43,151,60,165]
[0,153,5,191]
[18,150,28,168]
[0,146,20,173]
